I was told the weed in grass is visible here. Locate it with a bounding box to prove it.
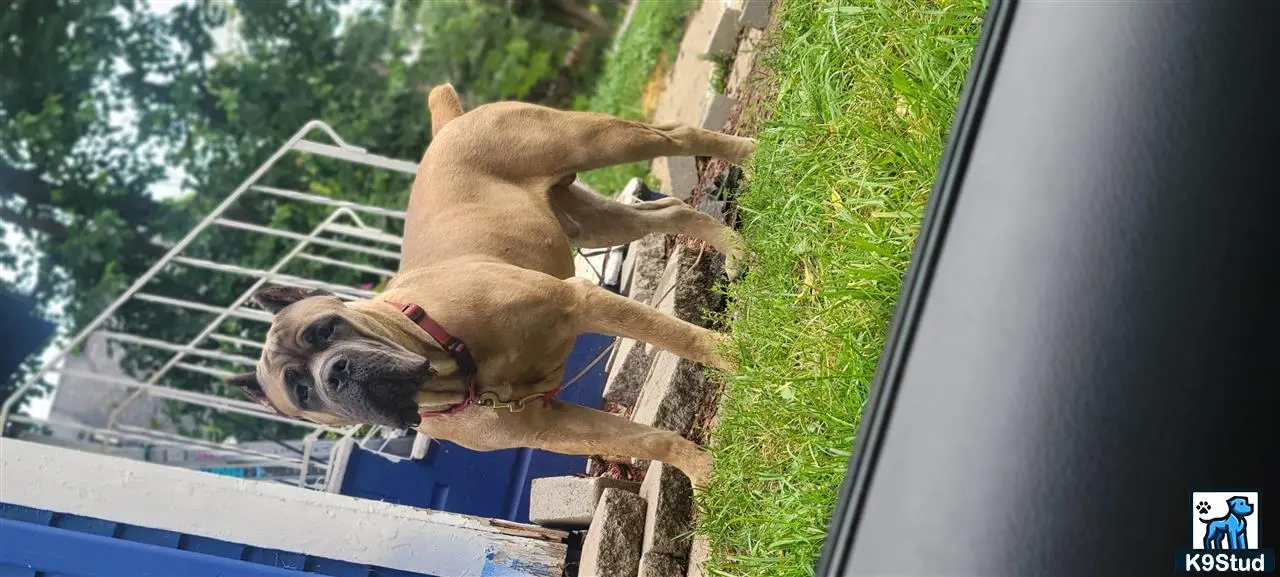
[696,1,989,576]
[699,51,734,95]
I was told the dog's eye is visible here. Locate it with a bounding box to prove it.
[306,319,337,345]
[284,369,310,403]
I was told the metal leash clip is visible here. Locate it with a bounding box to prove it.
[474,391,551,413]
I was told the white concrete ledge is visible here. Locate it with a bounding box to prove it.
[0,439,566,577]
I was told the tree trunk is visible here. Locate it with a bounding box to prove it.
[0,158,54,206]
[0,204,67,240]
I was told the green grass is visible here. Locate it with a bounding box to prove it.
[576,0,699,193]
[698,1,989,576]
[702,51,732,95]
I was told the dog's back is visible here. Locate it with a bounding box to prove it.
[395,85,577,281]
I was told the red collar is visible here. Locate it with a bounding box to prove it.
[386,301,477,417]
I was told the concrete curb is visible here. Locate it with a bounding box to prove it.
[529,476,642,528]
[579,489,647,577]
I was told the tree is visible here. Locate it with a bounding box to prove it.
[0,0,178,410]
[487,0,610,35]
[393,0,605,105]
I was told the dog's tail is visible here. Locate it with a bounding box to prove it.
[428,84,466,139]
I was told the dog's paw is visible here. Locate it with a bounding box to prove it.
[1196,501,1212,515]
[722,227,754,282]
[728,136,757,167]
[709,333,738,373]
[684,449,715,490]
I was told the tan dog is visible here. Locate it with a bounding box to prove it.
[228,85,754,485]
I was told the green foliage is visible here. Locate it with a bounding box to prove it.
[1,0,175,410]
[392,0,622,106]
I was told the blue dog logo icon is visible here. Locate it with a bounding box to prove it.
[1201,496,1255,550]
[1182,491,1274,572]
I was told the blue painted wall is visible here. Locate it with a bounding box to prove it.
[0,503,434,577]
[0,288,57,382]
[339,331,615,523]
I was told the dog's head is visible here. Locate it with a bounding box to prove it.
[227,286,463,429]
[1227,497,1255,517]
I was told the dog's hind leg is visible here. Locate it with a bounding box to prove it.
[440,102,754,182]
[417,400,714,487]
[549,181,749,276]
[1204,525,1223,549]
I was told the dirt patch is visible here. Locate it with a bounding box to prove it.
[688,375,725,447]
[587,457,648,483]
[641,52,670,119]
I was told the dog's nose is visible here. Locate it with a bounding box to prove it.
[327,357,350,389]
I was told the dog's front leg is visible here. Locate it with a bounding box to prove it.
[566,277,734,371]
[417,401,713,487]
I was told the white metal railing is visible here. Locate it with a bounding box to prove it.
[0,121,421,490]
[0,119,615,492]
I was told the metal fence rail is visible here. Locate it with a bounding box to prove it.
[0,121,420,489]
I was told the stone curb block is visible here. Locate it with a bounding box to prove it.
[640,462,695,563]
[639,551,687,577]
[529,476,641,528]
[736,0,769,30]
[630,351,710,471]
[706,5,742,57]
[603,337,653,409]
[579,489,647,577]
[652,156,699,201]
[699,92,737,132]
[686,535,711,577]
[628,233,669,306]
[648,246,723,359]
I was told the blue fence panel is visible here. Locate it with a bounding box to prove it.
[0,517,311,577]
[339,331,616,523]
[0,504,431,577]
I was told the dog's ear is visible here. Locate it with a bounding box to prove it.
[252,285,333,315]
[227,371,279,414]
[428,83,465,138]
